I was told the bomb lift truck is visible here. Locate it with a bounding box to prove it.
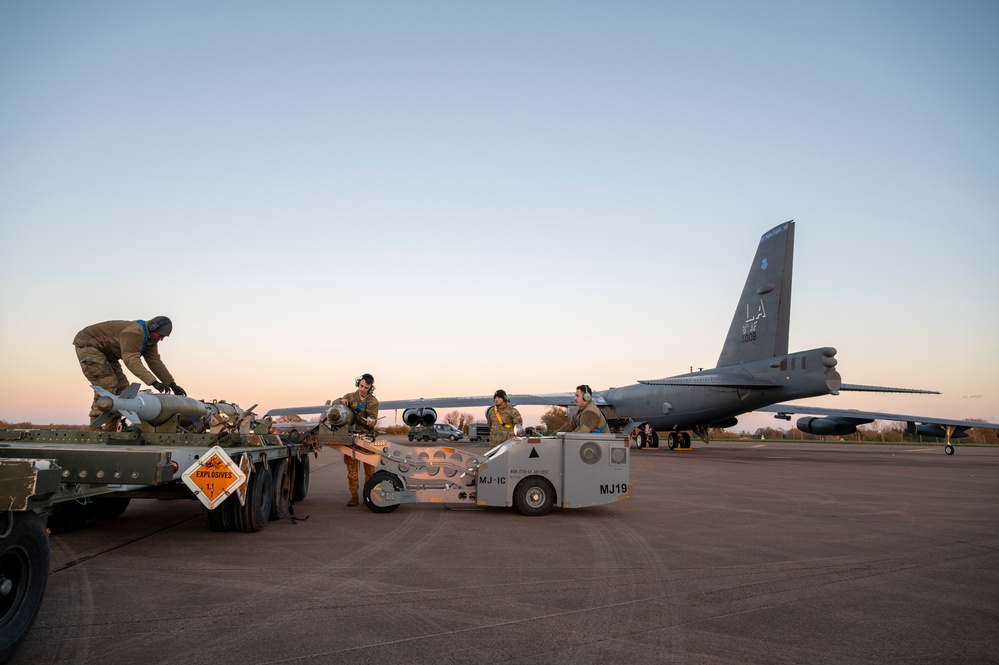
[286,404,632,516]
[0,384,317,662]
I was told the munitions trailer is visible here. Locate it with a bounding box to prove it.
[0,384,316,662]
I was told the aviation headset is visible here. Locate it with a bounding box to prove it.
[355,373,375,392]
[147,316,172,336]
[494,389,508,402]
[578,385,592,402]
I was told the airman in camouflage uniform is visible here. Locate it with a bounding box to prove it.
[73,317,186,428]
[341,373,379,506]
[565,384,608,433]
[486,389,522,446]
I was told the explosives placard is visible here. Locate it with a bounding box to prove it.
[182,446,246,510]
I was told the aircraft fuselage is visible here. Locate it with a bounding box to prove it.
[600,347,842,432]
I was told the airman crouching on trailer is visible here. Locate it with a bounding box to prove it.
[73,317,186,430]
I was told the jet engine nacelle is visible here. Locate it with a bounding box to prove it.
[403,408,437,426]
[796,416,859,436]
[906,422,969,439]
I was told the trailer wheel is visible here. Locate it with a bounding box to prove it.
[363,471,403,514]
[89,496,131,520]
[270,459,293,521]
[513,476,556,516]
[235,464,273,532]
[207,495,238,532]
[47,501,89,533]
[292,454,310,502]
[0,511,49,663]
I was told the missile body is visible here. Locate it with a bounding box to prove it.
[93,384,209,427]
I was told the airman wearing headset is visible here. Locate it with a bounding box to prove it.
[73,316,186,428]
[339,373,379,506]
[565,384,608,433]
[486,389,522,446]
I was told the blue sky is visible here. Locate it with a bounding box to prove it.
[1,1,997,428]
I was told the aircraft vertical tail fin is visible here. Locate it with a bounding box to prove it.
[716,221,794,367]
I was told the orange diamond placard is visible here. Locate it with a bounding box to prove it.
[182,446,247,510]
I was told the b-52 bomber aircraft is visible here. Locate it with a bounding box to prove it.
[270,221,998,454]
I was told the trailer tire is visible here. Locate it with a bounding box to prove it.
[513,476,556,516]
[0,511,49,663]
[47,501,89,533]
[292,454,310,502]
[207,495,238,532]
[89,496,131,520]
[364,471,403,514]
[270,459,293,521]
[236,464,273,532]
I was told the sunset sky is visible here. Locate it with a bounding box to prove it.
[2,2,997,430]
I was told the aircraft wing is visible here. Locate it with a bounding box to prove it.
[265,392,583,418]
[379,393,580,410]
[756,403,999,431]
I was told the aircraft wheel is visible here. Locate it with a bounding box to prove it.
[666,432,677,450]
[945,445,955,455]
[513,476,556,516]
[681,432,691,448]
[637,430,659,449]
[292,454,310,501]
[0,511,49,664]
[270,459,293,521]
[364,471,403,513]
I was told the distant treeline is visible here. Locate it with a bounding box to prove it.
[0,421,87,430]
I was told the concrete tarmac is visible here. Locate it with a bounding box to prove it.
[13,439,999,665]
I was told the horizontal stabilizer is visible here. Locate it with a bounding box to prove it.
[841,384,939,395]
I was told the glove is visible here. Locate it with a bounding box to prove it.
[152,381,169,393]
[169,382,187,396]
